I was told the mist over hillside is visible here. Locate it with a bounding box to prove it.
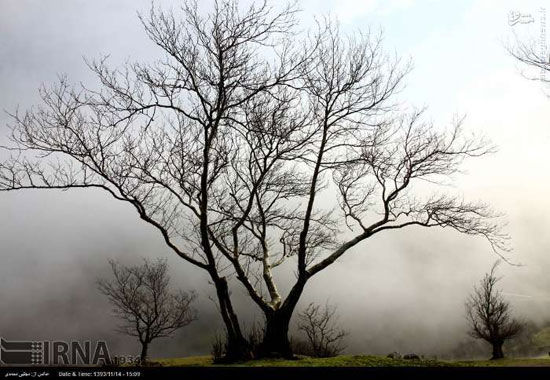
[1,0,550,361]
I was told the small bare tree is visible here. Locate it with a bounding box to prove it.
[297,303,348,357]
[97,258,197,364]
[465,261,523,360]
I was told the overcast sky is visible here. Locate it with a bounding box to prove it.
[1,0,549,359]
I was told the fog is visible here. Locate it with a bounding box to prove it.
[1,0,550,360]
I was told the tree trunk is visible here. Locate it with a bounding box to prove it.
[491,341,504,360]
[258,279,306,358]
[140,342,149,365]
[224,334,252,362]
[259,309,294,358]
[213,276,252,362]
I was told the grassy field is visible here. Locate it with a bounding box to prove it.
[152,354,550,367]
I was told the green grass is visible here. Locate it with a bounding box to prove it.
[154,356,214,367]
[453,357,550,367]
[152,354,550,367]
[219,355,449,367]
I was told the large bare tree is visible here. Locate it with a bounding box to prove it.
[465,261,523,360]
[97,258,197,364]
[0,0,507,359]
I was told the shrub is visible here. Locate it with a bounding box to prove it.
[297,302,348,357]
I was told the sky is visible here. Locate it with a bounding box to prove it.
[0,0,549,359]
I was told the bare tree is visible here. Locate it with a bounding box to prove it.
[97,258,197,364]
[297,303,347,357]
[0,0,508,359]
[465,261,523,360]
[0,0,301,361]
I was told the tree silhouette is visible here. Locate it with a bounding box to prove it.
[297,303,347,357]
[97,258,196,364]
[465,261,523,360]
